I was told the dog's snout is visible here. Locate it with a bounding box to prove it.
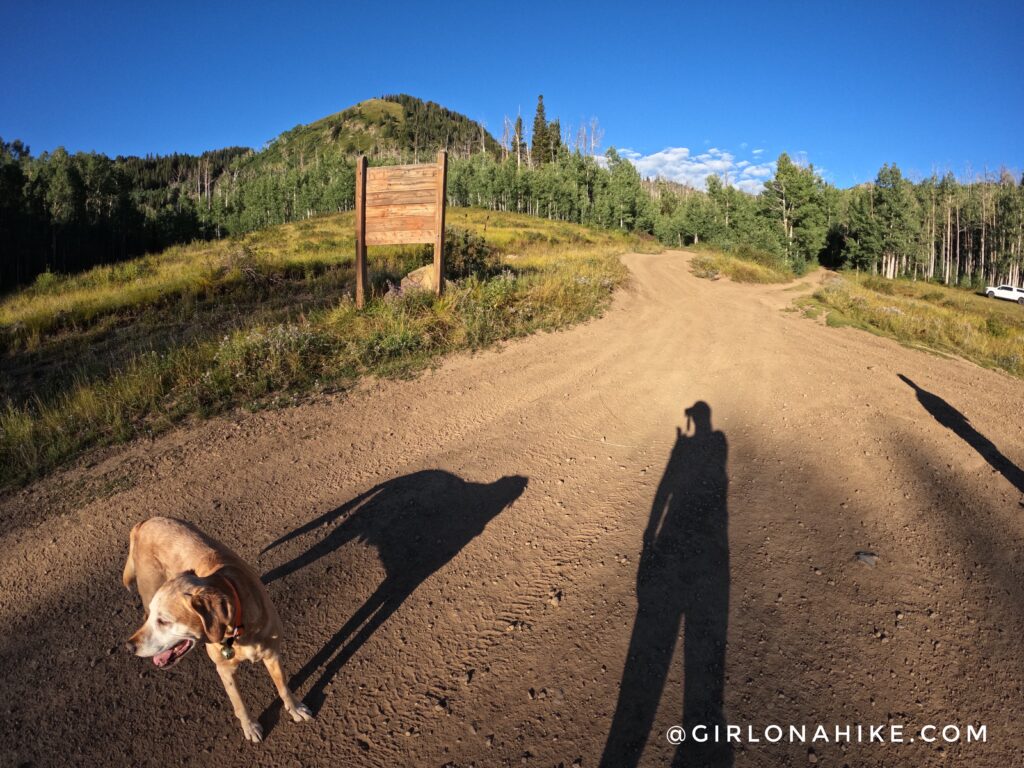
[125,639,137,654]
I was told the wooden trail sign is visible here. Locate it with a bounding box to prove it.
[354,150,448,308]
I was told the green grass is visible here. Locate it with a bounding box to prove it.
[803,273,1024,376]
[0,208,658,487]
[689,247,795,284]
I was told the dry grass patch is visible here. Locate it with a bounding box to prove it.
[0,208,657,486]
[690,250,795,284]
[806,274,1024,377]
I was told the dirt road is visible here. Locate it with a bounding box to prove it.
[3,251,1023,767]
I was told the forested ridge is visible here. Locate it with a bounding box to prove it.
[0,95,498,290]
[2,94,1022,292]
[0,141,249,288]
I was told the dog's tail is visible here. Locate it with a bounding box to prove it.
[122,522,141,589]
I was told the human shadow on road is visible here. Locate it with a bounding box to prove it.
[600,401,732,768]
[260,470,527,716]
[899,374,1024,495]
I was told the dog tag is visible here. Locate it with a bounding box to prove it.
[220,644,235,660]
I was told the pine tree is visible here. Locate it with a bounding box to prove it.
[548,118,562,161]
[531,95,548,166]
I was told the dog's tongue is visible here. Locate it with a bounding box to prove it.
[153,639,190,668]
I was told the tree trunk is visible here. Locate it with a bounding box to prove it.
[928,187,935,279]
[944,203,951,284]
[955,204,961,285]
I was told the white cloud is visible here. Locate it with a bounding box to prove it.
[741,164,773,178]
[752,148,764,156]
[617,144,777,194]
[734,178,765,193]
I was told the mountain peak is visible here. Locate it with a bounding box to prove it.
[256,94,499,168]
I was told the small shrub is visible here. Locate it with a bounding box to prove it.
[691,255,721,280]
[109,261,153,284]
[986,316,1008,337]
[728,261,773,283]
[863,276,895,295]
[214,324,335,396]
[444,228,499,279]
[362,326,423,364]
[733,244,787,271]
[223,246,276,288]
[32,270,61,292]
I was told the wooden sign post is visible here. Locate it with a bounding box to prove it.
[354,150,448,309]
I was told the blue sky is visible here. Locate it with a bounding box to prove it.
[1,0,1021,190]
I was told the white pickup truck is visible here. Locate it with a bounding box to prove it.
[985,284,1024,305]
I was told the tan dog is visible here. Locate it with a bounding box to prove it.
[123,516,312,742]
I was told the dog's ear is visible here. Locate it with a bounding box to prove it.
[188,587,232,644]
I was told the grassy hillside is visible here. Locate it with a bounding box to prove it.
[1,94,506,292]
[802,274,1024,376]
[246,95,500,171]
[217,95,503,233]
[0,209,658,487]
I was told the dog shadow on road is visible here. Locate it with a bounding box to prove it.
[899,374,1024,496]
[600,401,733,768]
[258,470,527,723]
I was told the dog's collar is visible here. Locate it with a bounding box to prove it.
[217,573,244,658]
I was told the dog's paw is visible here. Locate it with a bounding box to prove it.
[288,701,314,723]
[241,719,264,743]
